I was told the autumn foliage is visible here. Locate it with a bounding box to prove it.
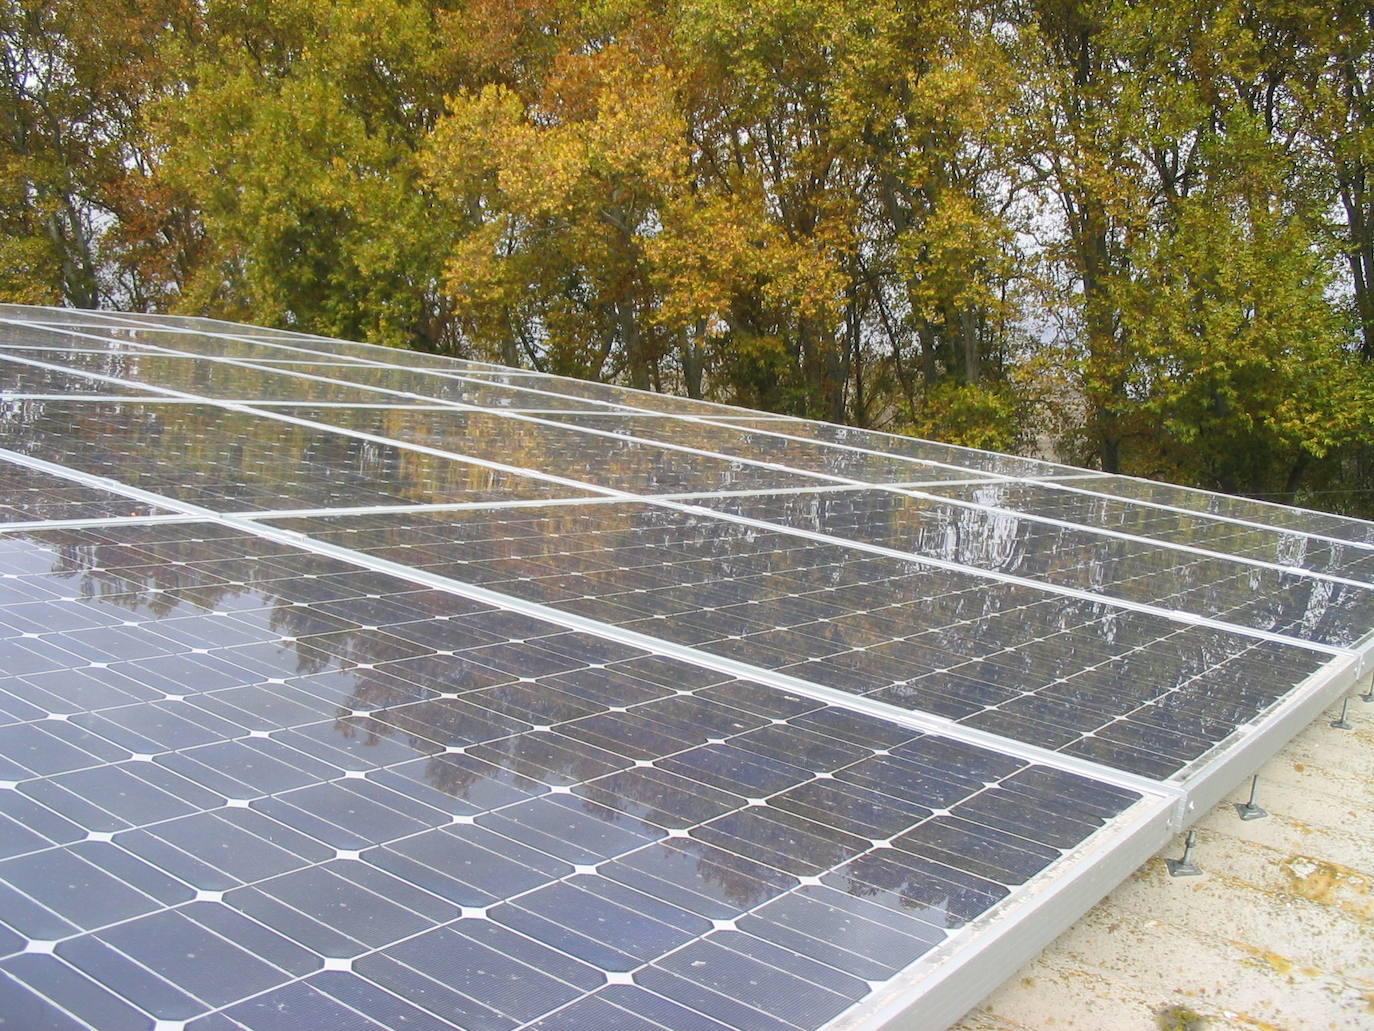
[3,0,1374,508]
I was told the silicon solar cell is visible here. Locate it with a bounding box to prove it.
[252,406,836,496]
[266,504,1330,780]
[0,401,597,512]
[2,351,429,405]
[515,412,1007,485]
[0,303,1369,1031]
[15,347,651,411]
[912,480,1374,583]
[405,370,765,419]
[0,464,169,524]
[673,416,1088,480]
[1,360,162,398]
[1055,475,1374,546]
[689,488,1374,647]
[0,520,1148,1031]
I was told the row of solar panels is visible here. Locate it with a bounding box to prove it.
[0,304,1367,1031]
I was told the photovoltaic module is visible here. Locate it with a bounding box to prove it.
[0,304,1367,1031]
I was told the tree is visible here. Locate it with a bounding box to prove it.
[424,39,689,384]
[156,0,464,348]
[0,0,196,308]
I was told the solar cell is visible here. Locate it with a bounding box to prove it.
[0,304,1367,1031]
[913,480,1374,583]
[267,503,1331,780]
[688,488,1374,647]
[0,400,597,511]
[1,359,161,398]
[1055,474,1374,546]
[2,351,423,405]
[660,415,1085,480]
[0,518,1151,1030]
[248,406,823,496]
[12,346,639,411]
[0,464,169,524]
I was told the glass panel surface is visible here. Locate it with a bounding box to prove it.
[0,521,1142,1030]
[3,351,407,404]
[691,489,1374,648]
[257,406,825,496]
[0,459,168,523]
[249,364,638,410]
[4,304,1360,1031]
[533,412,982,484]
[0,401,593,512]
[1,360,160,397]
[922,480,1374,583]
[1057,475,1374,547]
[438,371,761,417]
[0,306,487,369]
[712,418,1085,479]
[272,505,1331,780]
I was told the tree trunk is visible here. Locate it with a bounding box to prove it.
[1341,181,1374,359]
[618,300,650,390]
[959,307,979,384]
[679,322,705,399]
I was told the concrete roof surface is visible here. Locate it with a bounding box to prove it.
[955,695,1373,1031]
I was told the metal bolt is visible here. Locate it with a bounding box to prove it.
[1331,696,1354,730]
[1234,774,1267,821]
[1166,829,1202,878]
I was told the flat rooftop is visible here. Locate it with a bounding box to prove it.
[958,695,1373,1031]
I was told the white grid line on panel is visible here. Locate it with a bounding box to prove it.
[0,444,1180,800]
[0,489,1088,1031]
[2,319,1358,594]
[234,494,633,521]
[0,344,162,354]
[0,339,1358,657]
[5,305,1368,1031]
[410,368,1374,569]
[17,310,1373,562]
[12,300,1363,534]
[463,363,1374,534]
[0,448,1213,1031]
[888,473,1111,485]
[0,587,940,1031]
[15,312,1371,592]
[62,306,513,371]
[0,393,168,401]
[0,714,734,1029]
[0,513,189,532]
[6,304,385,348]
[226,331,1374,557]
[0,342,1355,659]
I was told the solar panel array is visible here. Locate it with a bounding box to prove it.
[0,303,1368,1031]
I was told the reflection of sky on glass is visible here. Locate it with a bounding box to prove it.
[930,479,1374,582]
[0,401,595,511]
[694,489,1374,648]
[272,503,1327,780]
[0,461,165,523]
[0,520,1145,1030]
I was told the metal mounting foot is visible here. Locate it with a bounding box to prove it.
[1331,696,1353,730]
[1361,677,1373,704]
[1234,775,1267,821]
[1166,829,1202,878]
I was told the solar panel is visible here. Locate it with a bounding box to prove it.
[0,303,1366,1031]
[687,489,1374,647]
[263,503,1331,780]
[903,480,1374,583]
